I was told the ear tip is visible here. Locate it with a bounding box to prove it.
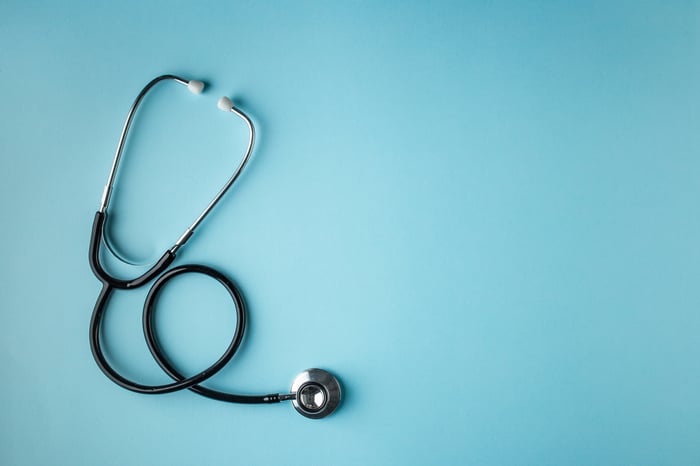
[187,80,205,94]
[217,96,234,111]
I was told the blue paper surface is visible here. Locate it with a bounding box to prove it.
[0,1,698,464]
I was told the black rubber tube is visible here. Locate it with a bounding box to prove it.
[90,281,241,394]
[89,211,175,289]
[88,211,280,403]
[142,265,279,403]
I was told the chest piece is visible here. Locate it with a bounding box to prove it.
[291,368,342,419]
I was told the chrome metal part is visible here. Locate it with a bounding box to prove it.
[99,74,256,257]
[290,368,342,419]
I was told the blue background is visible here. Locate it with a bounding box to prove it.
[1,1,699,465]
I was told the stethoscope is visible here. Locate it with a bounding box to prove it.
[88,74,341,419]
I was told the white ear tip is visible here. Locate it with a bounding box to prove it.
[217,96,234,111]
[187,80,205,95]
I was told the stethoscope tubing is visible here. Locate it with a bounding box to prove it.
[89,212,280,403]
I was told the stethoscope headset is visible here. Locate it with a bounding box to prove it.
[88,74,341,419]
